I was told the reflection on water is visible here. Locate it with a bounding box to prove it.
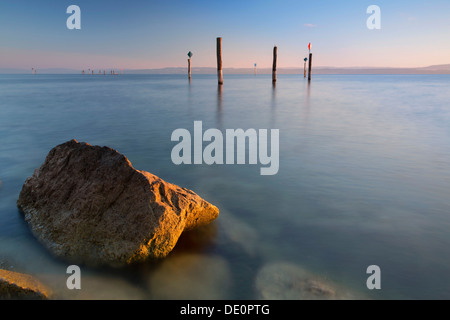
[302,80,311,127]
[1,74,450,299]
[217,84,223,129]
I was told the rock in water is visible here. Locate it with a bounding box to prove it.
[17,140,219,266]
[0,269,51,300]
[255,262,337,300]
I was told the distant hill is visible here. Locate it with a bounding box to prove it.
[2,65,450,75]
[421,64,450,71]
[125,65,450,75]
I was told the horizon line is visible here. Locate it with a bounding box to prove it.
[2,64,450,71]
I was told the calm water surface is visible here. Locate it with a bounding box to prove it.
[0,74,450,299]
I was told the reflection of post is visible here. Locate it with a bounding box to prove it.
[303,80,311,124]
[217,84,223,129]
[271,80,277,127]
[306,81,311,106]
[216,37,223,85]
[308,53,313,81]
[272,46,277,83]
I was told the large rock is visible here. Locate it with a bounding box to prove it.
[17,140,219,266]
[0,269,51,300]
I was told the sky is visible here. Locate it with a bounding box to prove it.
[1,0,450,70]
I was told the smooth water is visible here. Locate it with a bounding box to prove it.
[1,74,450,299]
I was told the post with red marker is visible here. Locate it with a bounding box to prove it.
[308,42,312,81]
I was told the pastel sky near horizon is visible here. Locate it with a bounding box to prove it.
[1,0,449,70]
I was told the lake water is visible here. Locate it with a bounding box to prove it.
[1,74,450,299]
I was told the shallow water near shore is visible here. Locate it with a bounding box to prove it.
[1,74,450,299]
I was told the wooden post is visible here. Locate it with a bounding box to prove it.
[217,37,223,85]
[304,58,307,78]
[308,53,312,81]
[188,58,191,79]
[272,46,277,83]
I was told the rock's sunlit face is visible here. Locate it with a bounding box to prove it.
[17,140,218,267]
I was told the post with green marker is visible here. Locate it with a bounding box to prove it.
[187,51,193,80]
[303,57,308,78]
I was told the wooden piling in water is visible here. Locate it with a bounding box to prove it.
[217,37,223,85]
[308,53,312,81]
[188,58,191,79]
[304,58,307,78]
[272,46,277,83]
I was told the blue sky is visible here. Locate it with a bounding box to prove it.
[1,0,449,69]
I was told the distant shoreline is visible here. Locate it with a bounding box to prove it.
[2,65,450,75]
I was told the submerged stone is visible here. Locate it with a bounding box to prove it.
[147,253,231,299]
[255,262,337,300]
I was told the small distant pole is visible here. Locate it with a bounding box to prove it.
[187,51,193,80]
[272,46,277,83]
[303,58,307,78]
[216,37,223,85]
[307,42,312,81]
